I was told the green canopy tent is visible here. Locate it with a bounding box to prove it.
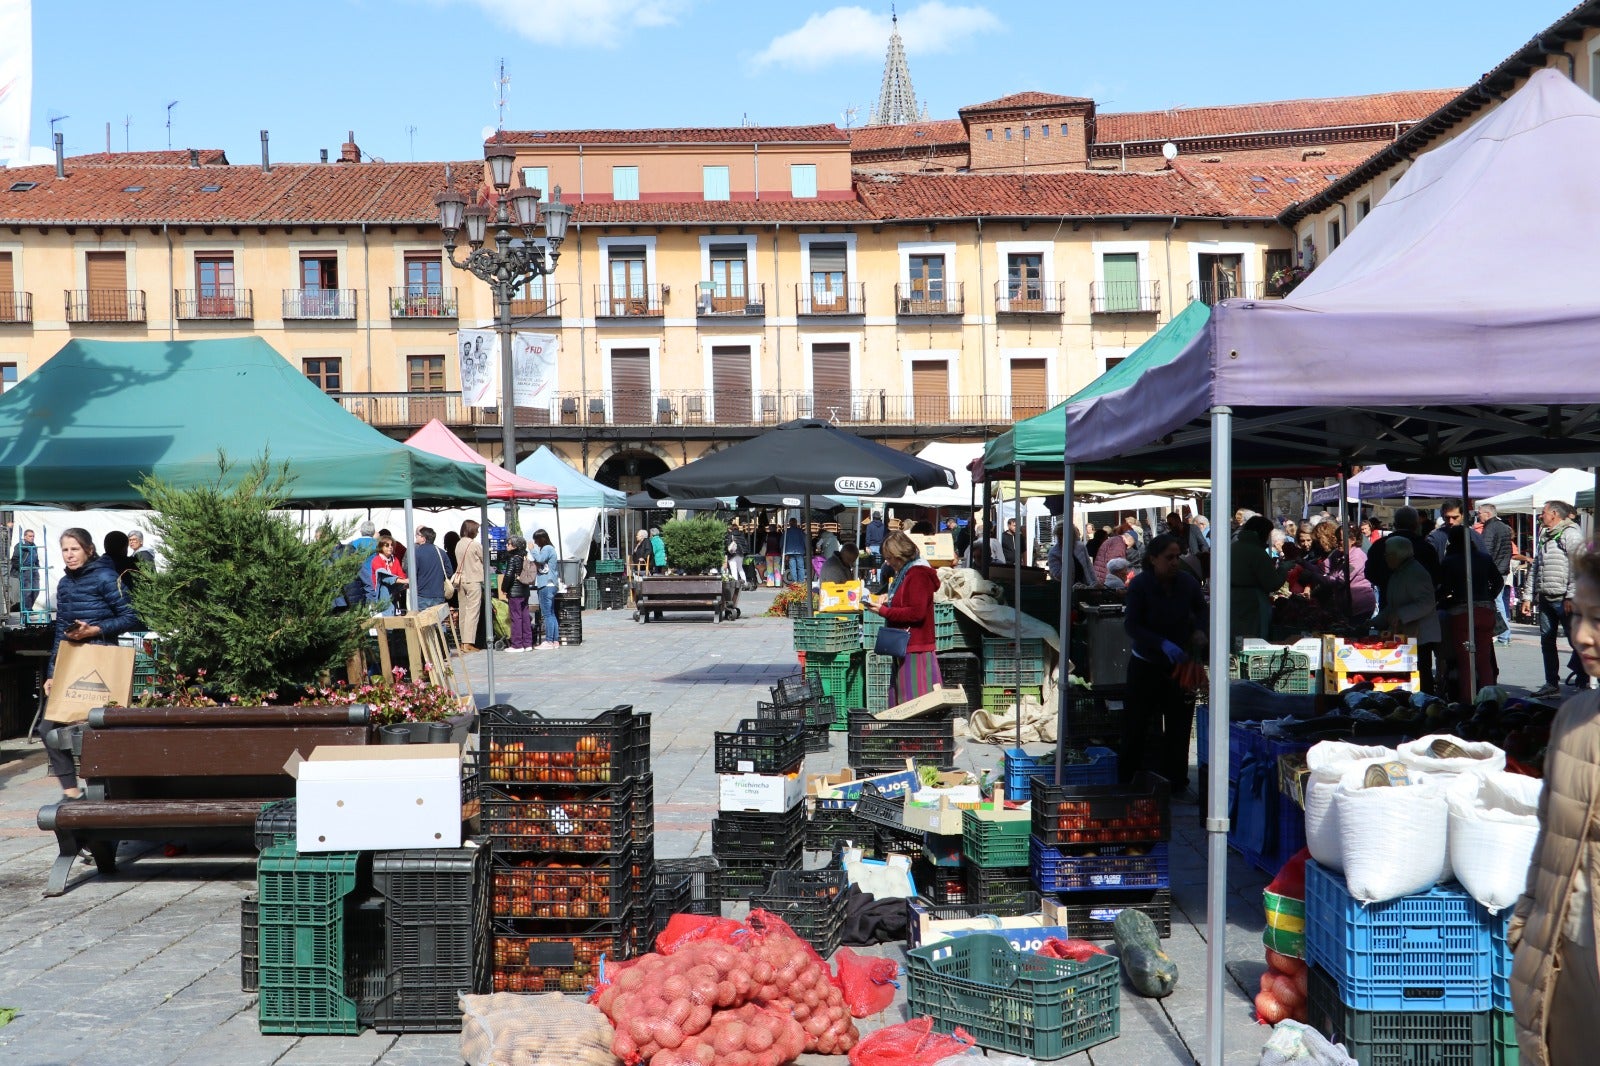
[0,338,486,507]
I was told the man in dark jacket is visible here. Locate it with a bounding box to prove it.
[1476,503,1514,646]
[1002,519,1025,570]
[411,526,455,610]
[1425,498,1486,563]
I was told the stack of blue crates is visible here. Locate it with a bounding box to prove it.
[1226,721,1312,875]
[1302,859,1515,1066]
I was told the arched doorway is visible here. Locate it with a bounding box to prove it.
[594,450,670,494]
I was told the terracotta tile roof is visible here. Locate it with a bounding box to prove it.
[496,125,847,146]
[571,198,873,224]
[854,170,1231,220]
[0,161,482,225]
[1095,89,1460,144]
[1173,162,1356,215]
[850,120,968,154]
[67,149,230,166]
[961,92,1093,113]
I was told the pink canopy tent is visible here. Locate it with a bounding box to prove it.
[404,420,558,501]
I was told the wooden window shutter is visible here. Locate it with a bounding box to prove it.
[911,360,949,422]
[0,253,13,294]
[711,346,752,424]
[610,350,651,423]
[1010,359,1048,420]
[811,344,851,421]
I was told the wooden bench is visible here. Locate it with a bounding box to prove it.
[36,704,370,896]
[633,575,727,623]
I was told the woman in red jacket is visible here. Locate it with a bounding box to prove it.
[868,531,944,702]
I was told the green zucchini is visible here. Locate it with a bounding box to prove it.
[1114,907,1177,997]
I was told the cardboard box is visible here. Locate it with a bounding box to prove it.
[806,765,920,807]
[1322,635,1418,672]
[294,744,462,852]
[817,582,865,613]
[912,533,955,563]
[901,794,966,835]
[719,770,804,813]
[873,686,967,721]
[908,896,1090,950]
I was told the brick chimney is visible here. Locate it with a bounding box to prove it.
[339,130,360,163]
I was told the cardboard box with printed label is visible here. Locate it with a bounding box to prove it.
[718,770,804,813]
[294,744,462,852]
[806,765,921,807]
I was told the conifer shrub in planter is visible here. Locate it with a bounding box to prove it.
[660,516,728,575]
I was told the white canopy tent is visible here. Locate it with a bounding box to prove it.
[1476,467,1592,515]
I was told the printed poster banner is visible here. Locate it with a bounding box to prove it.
[0,0,33,163]
[512,332,559,409]
[457,328,496,408]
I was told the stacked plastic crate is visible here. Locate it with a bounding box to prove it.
[594,559,629,610]
[1226,722,1313,874]
[980,636,1047,715]
[477,704,653,993]
[1028,771,1173,936]
[750,868,850,957]
[712,716,807,902]
[256,847,363,1034]
[794,613,865,729]
[367,846,491,1032]
[1302,860,1512,1066]
[847,708,956,776]
[555,591,584,645]
[760,673,834,755]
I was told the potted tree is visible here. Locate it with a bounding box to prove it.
[634,516,735,622]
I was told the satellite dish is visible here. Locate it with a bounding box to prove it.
[1161,142,1179,161]
[481,125,497,143]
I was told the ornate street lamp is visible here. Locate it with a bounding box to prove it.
[436,143,573,472]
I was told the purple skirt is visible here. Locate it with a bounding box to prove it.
[892,651,943,705]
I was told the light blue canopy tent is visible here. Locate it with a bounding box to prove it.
[517,446,626,508]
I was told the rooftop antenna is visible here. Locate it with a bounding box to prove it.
[48,112,69,135]
[406,124,418,160]
[495,59,509,131]
[123,114,131,152]
[841,105,859,129]
[165,100,178,149]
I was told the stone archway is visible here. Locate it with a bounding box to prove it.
[592,446,671,493]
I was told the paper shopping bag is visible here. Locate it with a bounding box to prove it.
[45,642,135,724]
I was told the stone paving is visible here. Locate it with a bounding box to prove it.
[0,592,1557,1065]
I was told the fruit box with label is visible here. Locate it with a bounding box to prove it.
[1322,635,1418,673]
[293,744,462,851]
[807,765,921,808]
[817,581,865,613]
[718,769,804,813]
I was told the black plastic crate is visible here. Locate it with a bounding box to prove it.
[241,894,259,993]
[852,782,912,833]
[712,808,806,858]
[254,799,297,852]
[771,673,821,705]
[909,892,1044,925]
[1066,686,1124,741]
[490,910,636,993]
[806,805,876,853]
[1030,771,1171,849]
[369,846,492,1032]
[965,865,1035,911]
[877,825,927,857]
[345,895,389,1028]
[935,652,982,710]
[653,870,693,922]
[914,860,969,906]
[490,846,639,920]
[847,709,955,774]
[714,719,807,774]
[1052,888,1172,940]
[718,849,801,902]
[478,704,649,786]
[750,868,848,956]
[481,780,637,855]
[757,695,835,730]
[632,773,654,843]
[657,857,722,917]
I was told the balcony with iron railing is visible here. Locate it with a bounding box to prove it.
[1089,279,1160,315]
[175,288,253,321]
[332,388,1053,432]
[993,280,1066,315]
[594,284,665,318]
[895,282,964,316]
[510,283,570,321]
[796,282,865,316]
[0,292,32,324]
[66,289,146,323]
[388,287,458,319]
[1186,279,1268,305]
[283,288,357,320]
[696,282,767,318]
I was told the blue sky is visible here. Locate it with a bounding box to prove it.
[22,0,1570,164]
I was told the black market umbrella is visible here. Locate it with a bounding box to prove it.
[625,491,734,511]
[645,420,956,500]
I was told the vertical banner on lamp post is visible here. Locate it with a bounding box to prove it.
[512,332,559,410]
[457,329,497,407]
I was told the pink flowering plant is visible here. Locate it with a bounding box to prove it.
[303,665,470,725]
[133,667,279,708]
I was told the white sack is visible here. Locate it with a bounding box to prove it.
[1396,735,1505,882]
[1335,769,1448,903]
[1447,771,1543,914]
[1303,742,1396,873]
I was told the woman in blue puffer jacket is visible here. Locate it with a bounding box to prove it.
[40,527,139,798]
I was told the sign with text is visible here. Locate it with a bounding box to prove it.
[512,332,559,409]
[457,329,496,408]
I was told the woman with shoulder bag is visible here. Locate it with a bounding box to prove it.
[501,536,534,652]
[866,531,943,703]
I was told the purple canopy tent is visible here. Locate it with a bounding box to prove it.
[1060,68,1600,1065]
[1307,464,1542,506]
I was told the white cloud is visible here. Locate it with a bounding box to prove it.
[752,2,1001,70]
[440,0,693,47]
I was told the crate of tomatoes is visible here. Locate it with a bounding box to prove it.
[1029,771,1171,850]
[490,846,645,920]
[477,703,651,786]
[490,910,637,993]
[481,780,637,855]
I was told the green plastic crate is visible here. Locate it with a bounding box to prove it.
[861,610,886,650]
[257,846,362,1035]
[794,613,863,654]
[594,558,626,574]
[865,652,894,712]
[906,933,1120,1059]
[1493,1010,1518,1066]
[961,807,1031,868]
[981,685,1043,712]
[804,651,864,726]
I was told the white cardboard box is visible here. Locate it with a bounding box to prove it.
[718,770,805,813]
[295,744,462,852]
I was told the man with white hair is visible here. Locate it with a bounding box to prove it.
[126,531,155,566]
[1104,557,1132,589]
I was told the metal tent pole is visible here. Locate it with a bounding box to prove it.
[403,498,417,614]
[1013,462,1023,750]
[1204,406,1233,1066]
[1054,463,1075,785]
[1463,467,1477,699]
[804,495,814,615]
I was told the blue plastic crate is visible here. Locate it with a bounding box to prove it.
[1304,860,1495,1012]
[1003,746,1117,802]
[1029,837,1169,894]
[1228,779,1306,876]
[1489,908,1511,1013]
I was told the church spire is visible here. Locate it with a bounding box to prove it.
[869,7,920,126]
